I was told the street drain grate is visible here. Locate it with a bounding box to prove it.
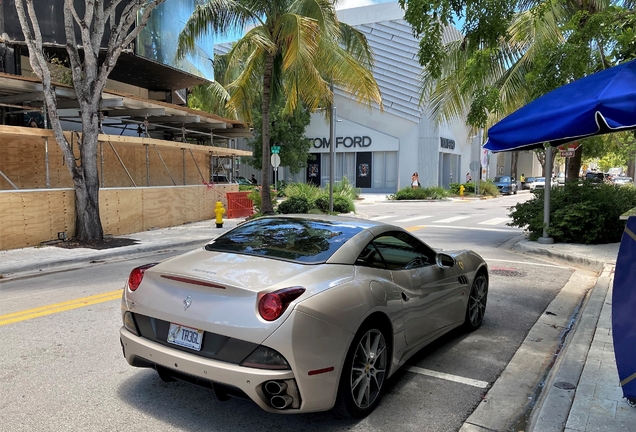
[490,268,527,277]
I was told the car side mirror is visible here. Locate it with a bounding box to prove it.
[436,253,455,269]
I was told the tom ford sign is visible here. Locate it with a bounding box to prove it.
[310,136,372,149]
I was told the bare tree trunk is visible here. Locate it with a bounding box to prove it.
[628,132,636,179]
[566,146,583,182]
[15,0,165,241]
[536,149,546,175]
[74,109,103,239]
[260,53,275,215]
[536,147,558,177]
[511,151,519,178]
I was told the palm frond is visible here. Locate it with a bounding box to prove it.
[177,0,262,60]
[276,13,321,70]
[337,22,375,69]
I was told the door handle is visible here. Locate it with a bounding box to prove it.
[401,292,409,302]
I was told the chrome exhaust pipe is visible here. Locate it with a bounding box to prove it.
[270,394,293,410]
[264,380,287,395]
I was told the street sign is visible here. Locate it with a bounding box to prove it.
[271,153,281,168]
[558,142,580,152]
[560,150,576,158]
[271,146,281,154]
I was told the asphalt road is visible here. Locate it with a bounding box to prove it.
[0,194,578,431]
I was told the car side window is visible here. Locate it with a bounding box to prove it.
[355,243,388,269]
[356,231,436,271]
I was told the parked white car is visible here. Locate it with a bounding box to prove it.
[530,177,546,190]
[613,176,633,186]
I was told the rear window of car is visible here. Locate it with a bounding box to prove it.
[205,217,364,263]
[494,176,511,182]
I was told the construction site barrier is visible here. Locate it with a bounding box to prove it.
[226,191,255,219]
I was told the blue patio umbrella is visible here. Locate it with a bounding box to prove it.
[484,59,636,151]
[483,60,636,406]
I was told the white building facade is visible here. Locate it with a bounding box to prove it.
[288,2,477,192]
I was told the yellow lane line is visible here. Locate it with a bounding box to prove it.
[406,225,426,232]
[0,289,123,326]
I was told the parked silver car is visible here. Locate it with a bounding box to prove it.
[120,215,488,417]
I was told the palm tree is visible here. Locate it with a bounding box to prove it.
[178,0,382,214]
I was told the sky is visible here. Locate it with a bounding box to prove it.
[336,0,395,9]
[215,0,398,44]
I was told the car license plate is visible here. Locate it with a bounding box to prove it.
[167,323,204,351]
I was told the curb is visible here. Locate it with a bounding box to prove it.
[527,266,613,431]
[458,268,599,432]
[512,241,607,273]
[0,238,213,278]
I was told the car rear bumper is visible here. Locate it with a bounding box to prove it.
[120,327,302,413]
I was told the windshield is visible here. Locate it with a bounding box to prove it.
[205,217,363,263]
[494,176,511,182]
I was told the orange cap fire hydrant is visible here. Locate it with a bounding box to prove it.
[214,201,226,228]
[459,185,465,199]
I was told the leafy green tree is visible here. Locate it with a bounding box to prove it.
[178,0,382,214]
[401,0,636,181]
[248,98,312,175]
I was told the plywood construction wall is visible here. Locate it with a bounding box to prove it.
[0,128,246,190]
[0,185,235,250]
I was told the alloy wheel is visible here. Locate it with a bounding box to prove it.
[468,276,487,326]
[349,329,387,409]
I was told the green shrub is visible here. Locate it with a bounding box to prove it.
[314,194,354,213]
[333,175,360,200]
[247,187,278,213]
[334,195,355,213]
[314,194,330,212]
[480,180,500,197]
[275,179,287,197]
[509,182,636,244]
[278,196,311,214]
[283,182,323,205]
[449,182,476,194]
[389,186,449,200]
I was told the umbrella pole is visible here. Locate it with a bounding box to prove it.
[538,146,554,244]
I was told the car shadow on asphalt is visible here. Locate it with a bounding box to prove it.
[117,370,359,431]
[116,328,478,431]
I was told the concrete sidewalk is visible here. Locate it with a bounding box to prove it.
[0,208,633,431]
[0,218,243,278]
[510,241,635,432]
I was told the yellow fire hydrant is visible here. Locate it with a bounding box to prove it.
[459,185,465,199]
[214,201,226,228]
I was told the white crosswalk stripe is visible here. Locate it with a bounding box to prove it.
[394,215,434,223]
[369,215,396,221]
[432,216,471,224]
[478,217,510,226]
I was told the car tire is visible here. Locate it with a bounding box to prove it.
[333,324,389,418]
[462,273,488,331]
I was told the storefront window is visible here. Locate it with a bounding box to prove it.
[137,1,215,80]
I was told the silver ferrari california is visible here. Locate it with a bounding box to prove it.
[120,215,488,417]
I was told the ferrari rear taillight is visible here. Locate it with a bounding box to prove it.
[258,287,306,321]
[127,263,159,291]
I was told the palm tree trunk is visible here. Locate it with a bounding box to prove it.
[260,53,275,214]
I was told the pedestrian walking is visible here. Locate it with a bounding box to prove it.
[411,172,420,188]
[250,174,258,185]
[466,172,472,182]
